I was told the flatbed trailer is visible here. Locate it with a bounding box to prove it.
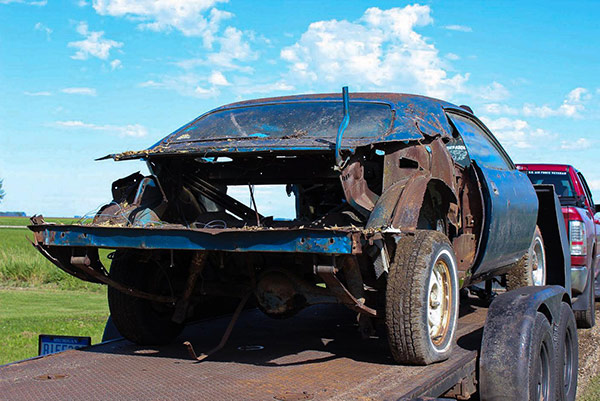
[2,300,488,401]
[1,187,580,400]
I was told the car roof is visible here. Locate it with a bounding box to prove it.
[107,93,462,161]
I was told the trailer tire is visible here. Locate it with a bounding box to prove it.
[108,252,183,345]
[575,264,595,328]
[554,302,578,401]
[386,230,459,365]
[506,226,546,290]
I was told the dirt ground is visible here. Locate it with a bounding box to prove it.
[576,303,600,394]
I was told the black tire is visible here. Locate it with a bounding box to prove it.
[529,313,557,401]
[108,252,183,345]
[386,230,459,365]
[554,303,578,401]
[575,264,595,328]
[480,310,557,400]
[506,226,546,290]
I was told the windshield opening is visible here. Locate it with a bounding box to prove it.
[169,101,393,143]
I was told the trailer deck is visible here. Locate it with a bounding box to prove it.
[0,301,487,401]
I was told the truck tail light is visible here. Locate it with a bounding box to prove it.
[569,220,587,256]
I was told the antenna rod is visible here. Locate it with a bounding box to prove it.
[335,86,350,168]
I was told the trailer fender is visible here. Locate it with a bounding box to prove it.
[479,285,569,401]
[534,184,571,294]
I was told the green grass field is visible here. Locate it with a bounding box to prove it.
[0,216,111,364]
[0,216,79,226]
[0,288,109,365]
[0,218,112,290]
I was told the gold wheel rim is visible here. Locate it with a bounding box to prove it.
[428,258,452,347]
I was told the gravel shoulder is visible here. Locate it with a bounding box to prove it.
[577,303,600,398]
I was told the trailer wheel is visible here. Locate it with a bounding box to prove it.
[506,226,546,290]
[108,252,183,345]
[575,264,595,328]
[386,230,459,365]
[480,311,556,400]
[554,302,578,401]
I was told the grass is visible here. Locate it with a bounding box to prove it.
[0,216,112,364]
[0,217,112,290]
[580,376,600,401]
[0,216,78,226]
[0,288,109,365]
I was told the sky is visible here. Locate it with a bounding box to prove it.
[0,0,599,217]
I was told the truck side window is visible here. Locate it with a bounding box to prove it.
[446,113,512,171]
[578,172,594,206]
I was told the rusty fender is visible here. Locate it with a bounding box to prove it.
[367,173,457,230]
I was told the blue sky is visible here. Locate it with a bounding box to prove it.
[1,0,599,217]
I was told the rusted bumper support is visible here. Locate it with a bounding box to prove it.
[29,224,363,255]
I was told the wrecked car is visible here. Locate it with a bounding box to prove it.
[29,88,544,365]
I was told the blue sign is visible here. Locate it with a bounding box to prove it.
[38,335,91,356]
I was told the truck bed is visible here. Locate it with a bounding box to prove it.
[0,302,487,400]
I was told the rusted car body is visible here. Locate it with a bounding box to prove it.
[29,90,539,364]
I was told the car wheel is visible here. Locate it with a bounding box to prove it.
[386,230,459,365]
[108,251,183,345]
[554,303,578,401]
[506,226,546,290]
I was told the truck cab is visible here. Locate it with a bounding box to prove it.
[517,163,599,326]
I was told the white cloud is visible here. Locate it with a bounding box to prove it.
[110,59,122,70]
[24,91,51,96]
[140,74,220,98]
[443,24,472,32]
[34,22,52,39]
[208,71,230,86]
[476,82,509,101]
[206,26,257,69]
[445,52,460,61]
[279,5,468,99]
[92,0,229,46]
[68,21,123,60]
[236,81,295,95]
[483,103,519,115]
[588,180,600,191]
[480,116,554,149]
[560,138,591,150]
[61,87,97,96]
[522,87,590,118]
[55,120,148,137]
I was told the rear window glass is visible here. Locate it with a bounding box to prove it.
[525,171,575,197]
[169,102,393,143]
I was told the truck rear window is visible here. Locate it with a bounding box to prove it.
[525,171,575,197]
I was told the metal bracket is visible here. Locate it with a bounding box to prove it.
[315,265,377,317]
[184,291,251,362]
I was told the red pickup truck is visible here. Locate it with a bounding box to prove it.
[517,163,600,327]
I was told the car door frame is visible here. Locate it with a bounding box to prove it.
[444,108,538,279]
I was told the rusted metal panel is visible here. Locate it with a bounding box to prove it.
[391,172,431,230]
[29,224,362,255]
[338,157,379,217]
